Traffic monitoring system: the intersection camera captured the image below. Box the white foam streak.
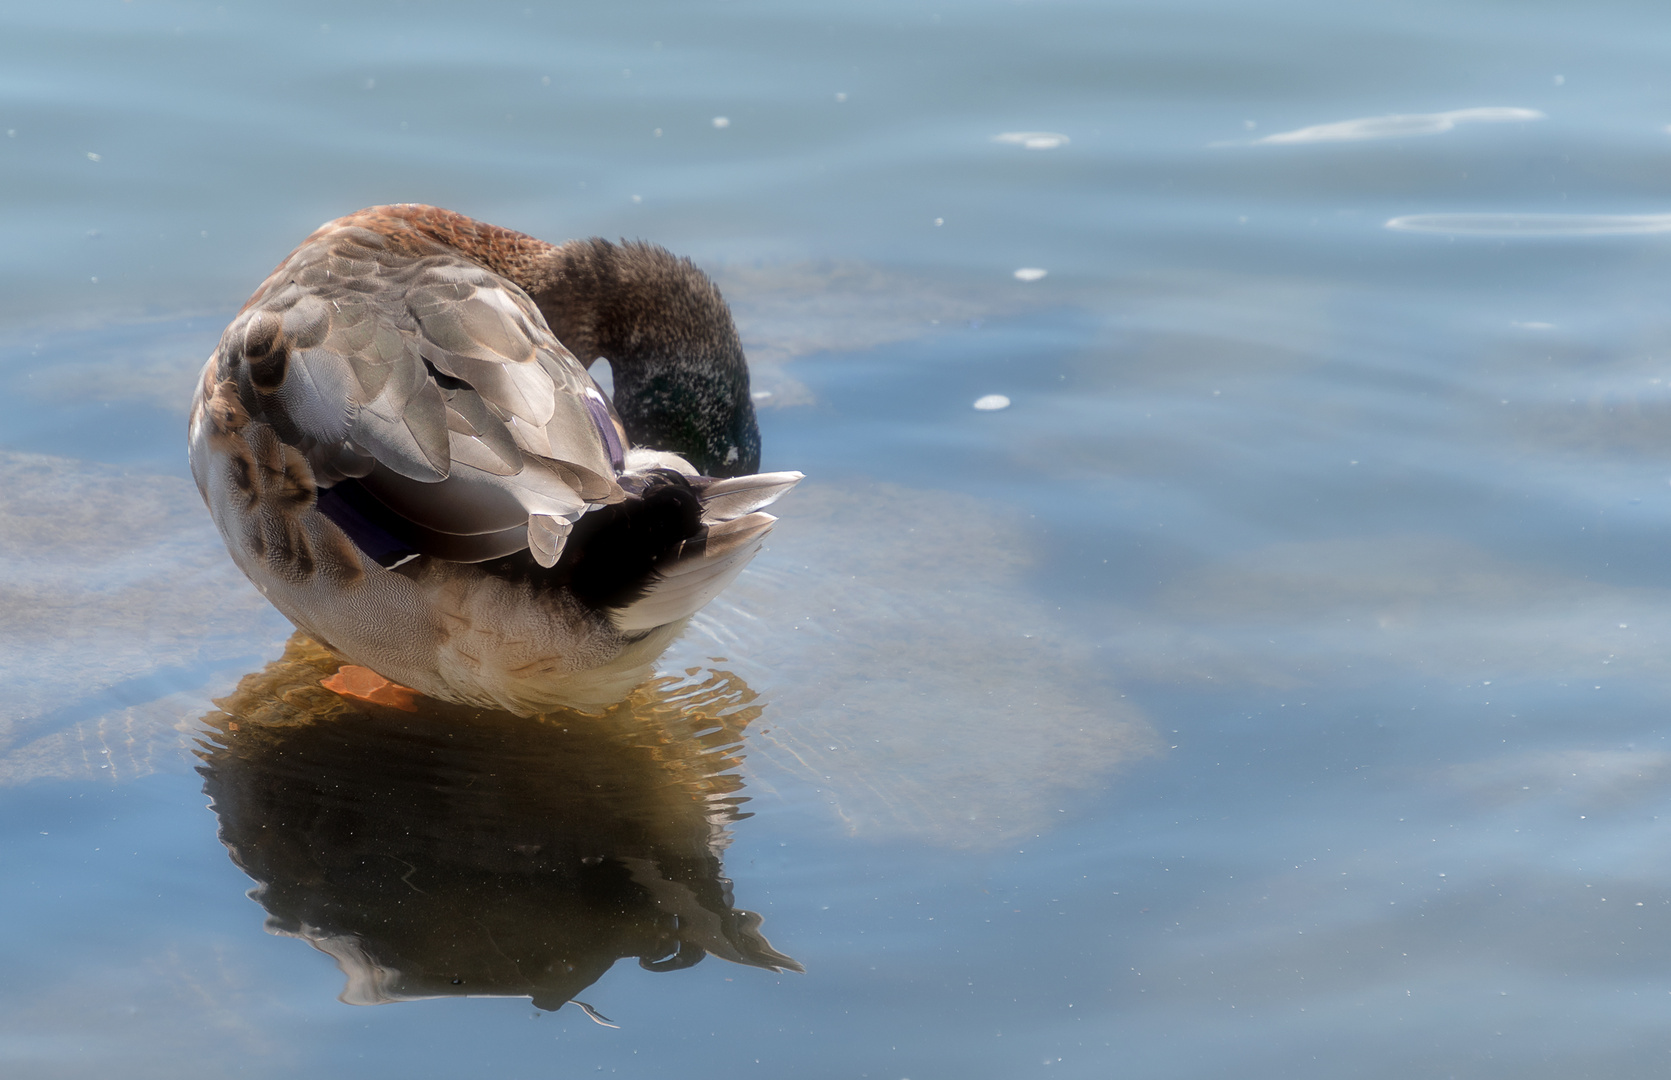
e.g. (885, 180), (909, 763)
(993, 131), (1069, 150)
(1386, 213), (1671, 236)
(1254, 107), (1543, 145)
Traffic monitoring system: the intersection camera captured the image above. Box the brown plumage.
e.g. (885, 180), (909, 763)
(189, 205), (800, 714)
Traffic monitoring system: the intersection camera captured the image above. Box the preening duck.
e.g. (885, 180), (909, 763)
(188, 204), (800, 714)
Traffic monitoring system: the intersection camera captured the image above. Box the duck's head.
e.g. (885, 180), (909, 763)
(530, 238), (761, 478)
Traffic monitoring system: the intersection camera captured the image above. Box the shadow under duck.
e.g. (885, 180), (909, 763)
(188, 204), (800, 715)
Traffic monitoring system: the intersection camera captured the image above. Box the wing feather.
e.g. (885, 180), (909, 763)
(355, 365), (451, 481)
(223, 223), (626, 564)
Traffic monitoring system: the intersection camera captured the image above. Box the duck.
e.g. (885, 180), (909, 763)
(188, 204), (801, 715)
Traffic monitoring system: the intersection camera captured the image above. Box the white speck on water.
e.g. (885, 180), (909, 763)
(1554, 74), (1566, 86)
(86, 152), (101, 162)
(933, 217), (944, 226)
(1512, 321), (1555, 329)
(835, 91), (847, 102)
(364, 77), (376, 90)
(973, 394), (1011, 411)
(652, 127), (662, 137)
(712, 116), (730, 128)
(1013, 267), (1047, 282)
(541, 75), (550, 86)
(631, 194), (642, 203)
(993, 131), (1069, 150)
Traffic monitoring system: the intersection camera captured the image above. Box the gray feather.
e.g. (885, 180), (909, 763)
(230, 224), (628, 556)
(527, 514), (571, 568)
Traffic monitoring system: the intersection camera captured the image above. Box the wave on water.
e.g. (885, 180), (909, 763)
(1234, 106), (1543, 146)
(1386, 212), (1671, 235)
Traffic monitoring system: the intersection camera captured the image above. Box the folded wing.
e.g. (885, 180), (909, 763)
(218, 223), (624, 568)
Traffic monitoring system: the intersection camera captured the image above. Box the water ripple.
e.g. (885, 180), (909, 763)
(1386, 212), (1671, 235)
(1249, 106), (1543, 145)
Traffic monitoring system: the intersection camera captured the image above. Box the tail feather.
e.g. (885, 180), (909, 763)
(695, 471), (803, 523)
(608, 512), (778, 632)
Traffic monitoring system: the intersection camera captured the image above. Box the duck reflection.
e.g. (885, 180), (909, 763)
(196, 633), (800, 1014)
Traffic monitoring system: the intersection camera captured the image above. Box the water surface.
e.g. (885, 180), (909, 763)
(5, 1), (1671, 1077)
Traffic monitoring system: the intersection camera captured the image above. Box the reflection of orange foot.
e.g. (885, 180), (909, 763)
(321, 666), (421, 712)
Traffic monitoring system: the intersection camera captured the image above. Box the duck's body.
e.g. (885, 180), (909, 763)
(188, 205), (799, 714)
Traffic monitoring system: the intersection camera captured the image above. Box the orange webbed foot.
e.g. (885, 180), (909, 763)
(321, 665), (421, 712)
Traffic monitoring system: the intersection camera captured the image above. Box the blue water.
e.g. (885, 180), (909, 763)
(6, 0), (1671, 1076)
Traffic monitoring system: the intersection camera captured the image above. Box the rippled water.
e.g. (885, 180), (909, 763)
(6, 1), (1671, 1076)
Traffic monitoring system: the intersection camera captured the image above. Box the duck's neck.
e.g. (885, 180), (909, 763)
(343, 205), (760, 478)
(527, 238), (760, 478)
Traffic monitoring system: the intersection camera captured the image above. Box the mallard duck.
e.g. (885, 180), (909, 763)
(188, 204), (800, 715)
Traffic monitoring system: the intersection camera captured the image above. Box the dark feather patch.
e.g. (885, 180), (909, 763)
(246, 344), (289, 389)
(227, 452), (255, 498)
(316, 481), (421, 568)
(477, 470), (703, 612)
